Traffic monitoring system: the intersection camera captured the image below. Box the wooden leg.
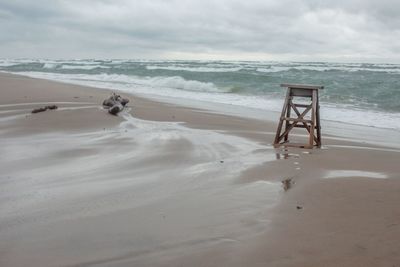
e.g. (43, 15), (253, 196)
(309, 90), (317, 147)
(315, 92), (321, 147)
(284, 97), (292, 142)
(274, 89), (290, 145)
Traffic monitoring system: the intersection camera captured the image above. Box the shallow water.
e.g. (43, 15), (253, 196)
(0, 108), (281, 266)
(324, 170), (387, 179)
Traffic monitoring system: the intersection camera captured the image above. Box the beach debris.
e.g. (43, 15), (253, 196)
(296, 205), (303, 210)
(103, 93), (130, 115)
(47, 105), (58, 110)
(282, 178), (294, 191)
(31, 105), (58, 114)
(31, 107), (47, 113)
(220, 160), (224, 163)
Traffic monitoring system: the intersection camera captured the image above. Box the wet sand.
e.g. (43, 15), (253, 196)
(1, 73), (400, 267)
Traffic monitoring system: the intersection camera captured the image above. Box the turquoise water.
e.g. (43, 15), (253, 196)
(1, 59), (400, 130)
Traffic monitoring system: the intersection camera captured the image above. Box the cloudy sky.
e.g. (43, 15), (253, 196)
(1, 0), (399, 62)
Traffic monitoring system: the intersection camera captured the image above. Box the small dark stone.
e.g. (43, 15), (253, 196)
(109, 104), (122, 115)
(46, 105), (58, 110)
(31, 107), (48, 113)
(120, 98), (129, 106)
(103, 98), (114, 108)
(220, 160), (224, 163)
(282, 178), (293, 191)
(296, 206), (303, 210)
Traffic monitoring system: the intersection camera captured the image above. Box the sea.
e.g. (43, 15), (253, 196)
(1, 59), (400, 131)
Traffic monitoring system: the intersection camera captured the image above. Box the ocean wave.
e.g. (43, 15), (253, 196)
(146, 65), (243, 73)
(77, 73), (222, 93)
(146, 76), (222, 92)
(10, 71), (400, 131)
(0, 61), (20, 67)
(43, 63), (61, 69)
(21, 72), (223, 94)
(3, 59), (400, 74)
(41, 62), (111, 70)
(256, 65), (400, 73)
(256, 67), (291, 73)
(60, 65), (110, 70)
(2, 58), (400, 130)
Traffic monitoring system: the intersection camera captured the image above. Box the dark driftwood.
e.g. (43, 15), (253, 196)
(31, 105), (58, 114)
(102, 93), (129, 115)
(46, 105), (58, 110)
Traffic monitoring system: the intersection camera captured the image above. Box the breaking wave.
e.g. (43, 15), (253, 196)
(1, 59), (400, 130)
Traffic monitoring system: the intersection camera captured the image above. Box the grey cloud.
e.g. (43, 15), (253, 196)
(0, 0), (399, 62)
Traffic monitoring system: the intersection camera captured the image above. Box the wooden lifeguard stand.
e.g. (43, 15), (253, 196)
(274, 83), (323, 149)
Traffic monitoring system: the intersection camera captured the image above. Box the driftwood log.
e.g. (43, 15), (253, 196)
(103, 93), (129, 115)
(31, 105), (58, 114)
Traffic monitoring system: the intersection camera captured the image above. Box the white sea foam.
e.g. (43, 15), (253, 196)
(43, 63), (60, 69)
(257, 67), (291, 73)
(2, 59), (400, 74)
(257, 65), (400, 73)
(321, 105), (400, 131)
(50, 72), (222, 93)
(324, 170), (387, 179)
(13, 71), (400, 131)
(60, 65), (110, 70)
(0, 60), (20, 67)
(146, 65), (243, 72)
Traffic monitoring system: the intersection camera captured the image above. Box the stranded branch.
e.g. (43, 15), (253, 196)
(31, 105), (58, 114)
(102, 93), (130, 115)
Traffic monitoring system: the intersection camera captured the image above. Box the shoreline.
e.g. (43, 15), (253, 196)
(1, 72), (400, 266)
(4, 70), (400, 149)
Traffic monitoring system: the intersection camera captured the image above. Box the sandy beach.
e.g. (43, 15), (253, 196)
(1, 72), (400, 267)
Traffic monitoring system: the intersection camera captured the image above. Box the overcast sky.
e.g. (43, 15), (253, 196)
(1, 0), (399, 62)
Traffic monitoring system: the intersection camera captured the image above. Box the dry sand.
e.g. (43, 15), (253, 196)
(1, 72), (400, 267)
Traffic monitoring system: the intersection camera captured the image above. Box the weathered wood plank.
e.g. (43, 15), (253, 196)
(282, 117), (313, 123)
(315, 90), (322, 147)
(274, 90), (291, 144)
(281, 83), (324, 90)
(309, 90), (317, 146)
(284, 97), (292, 142)
(294, 103), (311, 108)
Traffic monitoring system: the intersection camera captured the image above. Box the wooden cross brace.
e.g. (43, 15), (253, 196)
(274, 84), (322, 148)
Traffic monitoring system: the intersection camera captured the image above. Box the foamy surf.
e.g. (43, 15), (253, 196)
(1, 59), (400, 131)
